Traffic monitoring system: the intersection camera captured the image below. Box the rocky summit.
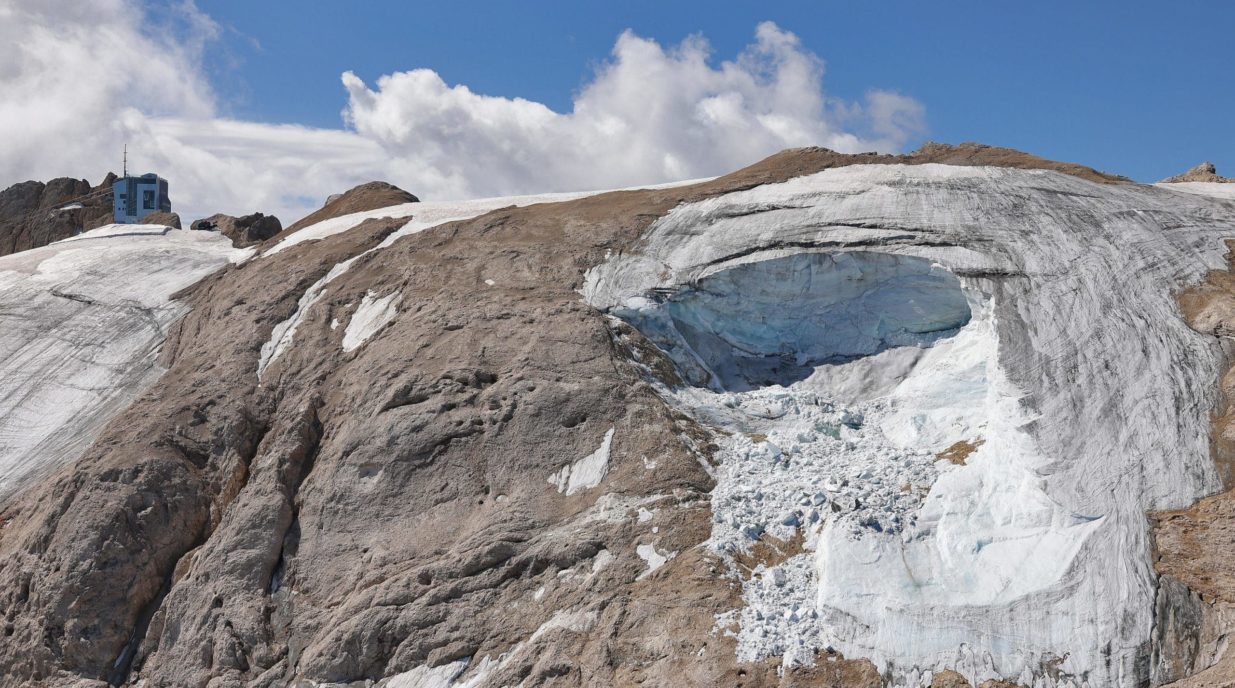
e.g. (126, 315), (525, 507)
(1, 144), (1235, 688)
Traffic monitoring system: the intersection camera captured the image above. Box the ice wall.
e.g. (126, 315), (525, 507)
(612, 251), (970, 391)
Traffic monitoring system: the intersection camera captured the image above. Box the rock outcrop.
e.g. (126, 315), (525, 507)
(0, 174), (114, 256)
(141, 211), (182, 229)
(192, 212), (283, 248)
(281, 180), (419, 236)
(1162, 162), (1233, 184)
(2, 143), (1235, 688)
(1150, 239), (1235, 687)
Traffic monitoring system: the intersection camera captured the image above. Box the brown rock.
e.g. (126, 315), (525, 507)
(1152, 239), (1235, 686)
(191, 212), (283, 248)
(0, 145), (1151, 687)
(280, 180), (419, 237)
(932, 670), (972, 688)
(0, 174), (115, 256)
(140, 211), (181, 229)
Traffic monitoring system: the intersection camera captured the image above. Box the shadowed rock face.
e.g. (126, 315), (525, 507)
(0, 174), (115, 256)
(3, 143), (1235, 688)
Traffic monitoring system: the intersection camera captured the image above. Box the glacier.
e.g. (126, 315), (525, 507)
(586, 163), (1235, 686)
(0, 225), (249, 503)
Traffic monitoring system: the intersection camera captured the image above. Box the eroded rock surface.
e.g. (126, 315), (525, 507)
(1151, 240), (1235, 687)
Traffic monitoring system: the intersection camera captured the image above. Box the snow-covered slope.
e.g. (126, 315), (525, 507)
(0, 225), (248, 502)
(587, 164), (1235, 686)
(1156, 181), (1235, 202)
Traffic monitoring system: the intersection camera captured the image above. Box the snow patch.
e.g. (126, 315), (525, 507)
(379, 658), (469, 688)
(636, 543), (674, 579)
(265, 202), (419, 256)
(1156, 181), (1235, 202)
(342, 289), (401, 352)
(549, 427), (614, 496)
(591, 549), (615, 574)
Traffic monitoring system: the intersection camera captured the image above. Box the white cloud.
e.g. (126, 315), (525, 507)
(0, 2), (925, 224)
(341, 21), (925, 199)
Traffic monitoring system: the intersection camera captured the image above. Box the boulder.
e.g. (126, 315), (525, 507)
(141, 211), (181, 229)
(191, 212), (283, 248)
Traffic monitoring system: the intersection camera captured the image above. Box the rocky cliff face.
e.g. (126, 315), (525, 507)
(0, 145), (1234, 688)
(0, 174), (115, 256)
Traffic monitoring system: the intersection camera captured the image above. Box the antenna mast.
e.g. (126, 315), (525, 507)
(123, 144), (127, 177)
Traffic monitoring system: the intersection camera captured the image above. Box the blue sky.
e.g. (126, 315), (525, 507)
(199, 0), (1235, 182)
(3, 1), (1233, 221)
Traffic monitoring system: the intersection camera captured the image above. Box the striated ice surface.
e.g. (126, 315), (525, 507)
(0, 226), (248, 503)
(1156, 181), (1235, 202)
(586, 164), (1235, 686)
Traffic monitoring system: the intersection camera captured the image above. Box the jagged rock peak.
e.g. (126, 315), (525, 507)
(0, 173), (116, 256)
(1161, 161), (1233, 183)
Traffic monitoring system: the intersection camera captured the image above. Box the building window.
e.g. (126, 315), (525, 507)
(143, 190), (155, 209)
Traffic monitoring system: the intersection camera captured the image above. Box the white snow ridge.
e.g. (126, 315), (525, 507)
(586, 163), (1235, 687)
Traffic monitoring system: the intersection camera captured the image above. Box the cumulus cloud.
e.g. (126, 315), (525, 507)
(0, 0), (212, 182)
(342, 22), (925, 198)
(0, 2), (925, 223)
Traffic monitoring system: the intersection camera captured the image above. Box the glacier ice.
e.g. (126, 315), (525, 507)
(611, 251), (971, 391)
(587, 163), (1235, 686)
(0, 226), (248, 503)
